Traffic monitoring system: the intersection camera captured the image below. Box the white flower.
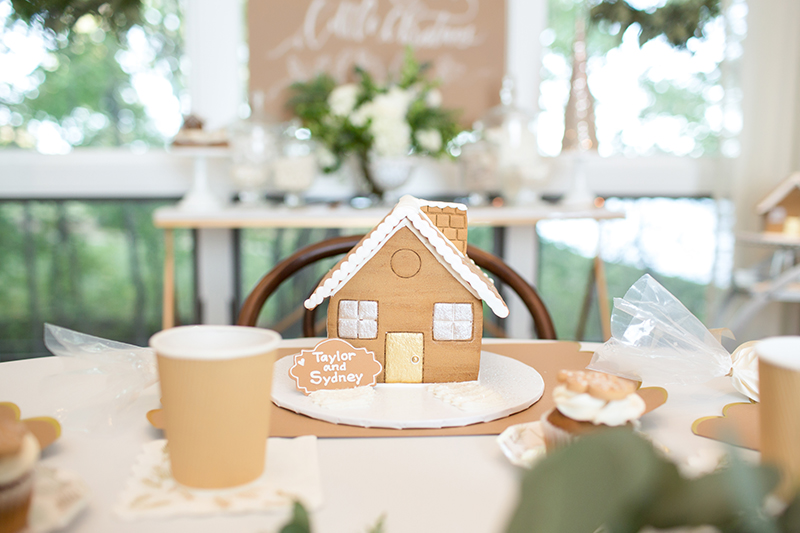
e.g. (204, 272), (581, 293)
(315, 146), (337, 169)
(425, 88), (442, 108)
(416, 129), (442, 152)
(349, 86), (414, 129)
(328, 84), (360, 117)
(371, 117), (411, 157)
(350, 102), (372, 127)
(370, 87), (413, 121)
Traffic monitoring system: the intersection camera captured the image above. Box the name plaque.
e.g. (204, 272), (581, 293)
(289, 338), (383, 394)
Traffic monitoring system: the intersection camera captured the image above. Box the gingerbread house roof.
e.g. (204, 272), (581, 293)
(304, 196), (509, 318)
(756, 171), (800, 215)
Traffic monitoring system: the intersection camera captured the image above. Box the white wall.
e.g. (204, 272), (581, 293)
(727, 0), (800, 339)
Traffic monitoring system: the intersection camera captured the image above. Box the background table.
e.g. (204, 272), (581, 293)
(153, 203), (624, 339)
(0, 338), (754, 533)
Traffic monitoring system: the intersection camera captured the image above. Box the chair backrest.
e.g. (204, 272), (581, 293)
(237, 234), (557, 339)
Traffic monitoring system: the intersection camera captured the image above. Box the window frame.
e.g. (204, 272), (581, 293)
(0, 0), (734, 334)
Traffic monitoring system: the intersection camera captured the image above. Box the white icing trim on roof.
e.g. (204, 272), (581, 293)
(304, 196), (508, 318)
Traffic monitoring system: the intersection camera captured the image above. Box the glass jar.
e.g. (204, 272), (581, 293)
(272, 121), (318, 207)
(474, 77), (547, 205)
(457, 131), (498, 205)
(229, 91), (278, 204)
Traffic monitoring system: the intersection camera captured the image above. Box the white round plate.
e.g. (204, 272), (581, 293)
(271, 351), (544, 429)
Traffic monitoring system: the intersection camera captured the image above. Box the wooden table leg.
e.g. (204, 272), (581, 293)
(594, 254), (612, 341)
(594, 218), (612, 341)
(162, 228), (175, 330)
(575, 262), (596, 341)
(575, 222), (612, 342)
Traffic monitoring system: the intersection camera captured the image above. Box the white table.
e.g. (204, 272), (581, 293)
(153, 203), (624, 339)
(0, 339), (752, 533)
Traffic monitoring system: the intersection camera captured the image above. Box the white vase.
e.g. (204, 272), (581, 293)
(367, 155), (416, 203)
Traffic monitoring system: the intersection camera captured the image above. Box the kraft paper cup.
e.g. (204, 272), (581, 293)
(757, 336), (800, 501)
(150, 325), (281, 489)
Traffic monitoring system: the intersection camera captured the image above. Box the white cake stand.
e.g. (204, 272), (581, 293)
(271, 351), (544, 429)
(170, 146), (230, 212)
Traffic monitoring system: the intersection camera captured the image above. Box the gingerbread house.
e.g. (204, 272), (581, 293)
(304, 196), (509, 383)
(756, 172), (800, 235)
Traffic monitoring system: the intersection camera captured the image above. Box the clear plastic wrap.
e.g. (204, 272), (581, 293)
(588, 275), (758, 399)
(42, 323), (158, 431)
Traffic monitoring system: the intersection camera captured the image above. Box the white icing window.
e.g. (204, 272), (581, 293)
(432, 303), (473, 341)
(338, 300), (378, 339)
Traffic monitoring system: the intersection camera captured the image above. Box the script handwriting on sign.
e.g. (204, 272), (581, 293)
(289, 338), (383, 395)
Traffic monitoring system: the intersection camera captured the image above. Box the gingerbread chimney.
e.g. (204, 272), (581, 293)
(420, 204), (468, 254)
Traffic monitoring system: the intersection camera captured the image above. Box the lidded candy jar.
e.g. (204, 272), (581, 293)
(272, 120), (318, 207)
(474, 77), (547, 205)
(230, 91), (278, 204)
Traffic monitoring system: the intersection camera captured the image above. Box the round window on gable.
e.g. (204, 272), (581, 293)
(391, 249), (421, 278)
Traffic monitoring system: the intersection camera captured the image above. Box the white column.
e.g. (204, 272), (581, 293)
(503, 226), (538, 338)
(196, 229), (236, 325)
(502, 0), (547, 338)
(184, 1), (244, 325)
(507, 0), (546, 112)
(184, 0), (244, 130)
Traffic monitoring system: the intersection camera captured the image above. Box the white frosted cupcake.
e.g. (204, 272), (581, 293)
(541, 370), (646, 452)
(0, 418), (40, 533)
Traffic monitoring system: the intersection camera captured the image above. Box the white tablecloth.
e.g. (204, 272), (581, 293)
(0, 339), (754, 533)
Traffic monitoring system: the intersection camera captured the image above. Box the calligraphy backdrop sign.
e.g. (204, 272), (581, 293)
(249, 0), (506, 126)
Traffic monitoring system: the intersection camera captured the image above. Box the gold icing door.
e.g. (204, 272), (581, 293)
(384, 333), (423, 383)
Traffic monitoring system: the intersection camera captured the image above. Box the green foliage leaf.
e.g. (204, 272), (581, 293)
(506, 429), (671, 533)
(777, 493), (800, 532)
(10, 0), (144, 37)
(644, 456), (779, 531)
(505, 429), (783, 533)
(3, 0), (182, 149)
(397, 46), (431, 89)
(367, 513), (387, 533)
(355, 67), (380, 105)
(280, 501), (312, 533)
(589, 0), (721, 49)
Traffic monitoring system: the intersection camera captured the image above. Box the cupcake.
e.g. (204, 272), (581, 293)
(540, 370), (646, 452)
(0, 418), (40, 533)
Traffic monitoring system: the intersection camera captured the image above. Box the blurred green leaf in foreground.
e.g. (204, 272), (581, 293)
(505, 429), (785, 533)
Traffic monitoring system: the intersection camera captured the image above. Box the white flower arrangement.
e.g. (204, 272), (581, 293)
(288, 49), (460, 197)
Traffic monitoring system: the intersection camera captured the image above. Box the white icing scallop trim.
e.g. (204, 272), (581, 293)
(304, 195), (509, 318)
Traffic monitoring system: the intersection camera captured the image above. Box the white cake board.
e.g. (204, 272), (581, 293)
(271, 351), (544, 429)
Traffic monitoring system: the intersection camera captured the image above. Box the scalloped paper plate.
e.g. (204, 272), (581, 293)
(692, 401), (759, 451)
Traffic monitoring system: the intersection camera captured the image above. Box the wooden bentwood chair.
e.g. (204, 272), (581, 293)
(237, 234), (557, 340)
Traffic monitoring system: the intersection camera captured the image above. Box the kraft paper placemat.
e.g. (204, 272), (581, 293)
(269, 341), (666, 438)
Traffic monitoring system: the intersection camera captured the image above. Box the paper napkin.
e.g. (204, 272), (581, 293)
(115, 436), (322, 520)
